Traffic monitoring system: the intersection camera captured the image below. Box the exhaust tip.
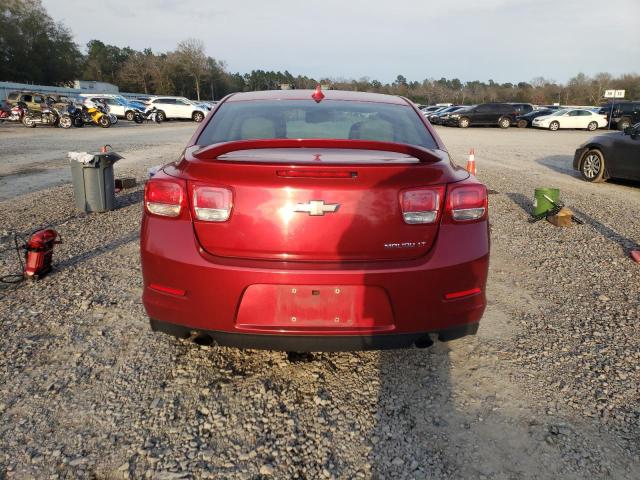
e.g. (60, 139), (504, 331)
(192, 334), (213, 346)
(414, 336), (434, 349)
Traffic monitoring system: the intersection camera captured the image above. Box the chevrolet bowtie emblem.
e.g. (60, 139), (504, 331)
(294, 200), (339, 216)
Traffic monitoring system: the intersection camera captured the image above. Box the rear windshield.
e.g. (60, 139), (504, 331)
(197, 99), (438, 149)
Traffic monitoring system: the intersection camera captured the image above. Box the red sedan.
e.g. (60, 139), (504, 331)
(140, 88), (489, 351)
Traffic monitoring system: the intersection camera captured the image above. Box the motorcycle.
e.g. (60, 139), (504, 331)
(142, 106), (163, 123)
(1, 102), (28, 124)
(22, 100), (61, 128)
(81, 103), (111, 128)
(9, 102), (28, 122)
(59, 103), (85, 128)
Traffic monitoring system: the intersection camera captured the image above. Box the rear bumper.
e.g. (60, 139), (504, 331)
(150, 318), (479, 351)
(141, 214), (489, 350)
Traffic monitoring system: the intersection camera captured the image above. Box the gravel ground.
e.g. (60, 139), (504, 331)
(0, 124), (638, 479)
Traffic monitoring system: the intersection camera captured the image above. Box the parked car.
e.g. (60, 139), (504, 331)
(573, 122), (640, 182)
(444, 103), (516, 128)
(420, 105), (446, 114)
(145, 96), (209, 122)
(80, 94), (144, 121)
(515, 108), (555, 128)
(508, 103), (535, 115)
(428, 106), (464, 125)
(6, 91), (50, 112)
(532, 108), (607, 131)
(598, 101), (640, 131)
(140, 89), (490, 351)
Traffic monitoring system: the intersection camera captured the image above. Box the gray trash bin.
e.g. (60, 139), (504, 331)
(70, 152), (123, 213)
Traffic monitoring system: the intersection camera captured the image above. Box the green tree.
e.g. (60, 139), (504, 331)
(0, 0), (82, 84)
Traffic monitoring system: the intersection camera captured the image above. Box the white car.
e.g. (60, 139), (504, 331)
(532, 108), (607, 131)
(145, 96), (209, 122)
(79, 94), (143, 121)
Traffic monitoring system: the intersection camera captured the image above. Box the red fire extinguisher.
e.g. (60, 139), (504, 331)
(23, 229), (62, 279)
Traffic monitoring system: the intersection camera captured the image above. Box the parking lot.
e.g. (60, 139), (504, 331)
(1, 124), (639, 479)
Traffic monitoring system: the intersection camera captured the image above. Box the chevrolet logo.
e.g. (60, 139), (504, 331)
(294, 200), (339, 216)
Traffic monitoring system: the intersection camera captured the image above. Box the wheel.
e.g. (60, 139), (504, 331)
(517, 119), (528, 128)
(156, 110), (166, 122)
(98, 116), (111, 128)
(125, 111), (135, 121)
(59, 115), (72, 129)
(587, 121), (598, 131)
(549, 121), (560, 131)
(192, 111), (205, 123)
(580, 150), (606, 183)
(499, 117), (510, 129)
(110, 114), (118, 124)
(617, 118), (631, 131)
(73, 117), (84, 128)
(22, 115), (36, 128)
(458, 117), (470, 128)
(134, 114), (143, 124)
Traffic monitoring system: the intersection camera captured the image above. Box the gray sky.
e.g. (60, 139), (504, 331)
(43, 0), (639, 84)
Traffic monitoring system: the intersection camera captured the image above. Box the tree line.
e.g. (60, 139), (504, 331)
(2, 0), (638, 105)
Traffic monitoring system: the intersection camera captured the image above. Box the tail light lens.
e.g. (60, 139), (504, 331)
(192, 186), (232, 222)
(400, 186), (445, 224)
(145, 180), (185, 217)
(447, 184), (487, 222)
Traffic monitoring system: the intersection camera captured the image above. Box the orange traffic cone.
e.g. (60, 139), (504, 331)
(466, 148), (476, 175)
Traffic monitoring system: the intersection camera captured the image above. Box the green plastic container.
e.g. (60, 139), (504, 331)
(533, 187), (560, 216)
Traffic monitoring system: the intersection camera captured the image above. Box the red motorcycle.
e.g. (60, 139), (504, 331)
(0, 102), (27, 123)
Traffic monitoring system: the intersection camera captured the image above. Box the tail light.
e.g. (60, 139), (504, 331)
(400, 186), (445, 224)
(145, 180), (185, 217)
(447, 184), (487, 222)
(192, 186), (233, 222)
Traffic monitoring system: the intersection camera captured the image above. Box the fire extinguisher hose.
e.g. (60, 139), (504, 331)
(0, 234), (26, 285)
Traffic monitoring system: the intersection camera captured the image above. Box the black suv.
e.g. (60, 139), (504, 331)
(444, 103), (517, 128)
(598, 101), (640, 130)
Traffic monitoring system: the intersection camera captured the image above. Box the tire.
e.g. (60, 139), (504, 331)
(549, 121), (560, 131)
(156, 110), (166, 122)
(458, 117), (470, 128)
(617, 118), (631, 131)
(22, 115), (36, 128)
(517, 119), (528, 128)
(125, 111), (135, 121)
(192, 111), (205, 123)
(73, 117), (84, 128)
(110, 114), (118, 124)
(134, 114), (143, 124)
(98, 116), (111, 128)
(580, 149), (606, 183)
(59, 115), (72, 129)
(499, 117), (510, 129)
(587, 121), (598, 131)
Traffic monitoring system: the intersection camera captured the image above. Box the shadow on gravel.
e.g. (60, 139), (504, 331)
(115, 188), (144, 209)
(571, 207), (640, 254)
(535, 155), (581, 179)
(505, 192), (533, 216)
(56, 231), (139, 270)
(374, 345), (456, 477)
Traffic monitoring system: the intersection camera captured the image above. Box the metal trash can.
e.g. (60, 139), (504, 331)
(70, 152), (123, 213)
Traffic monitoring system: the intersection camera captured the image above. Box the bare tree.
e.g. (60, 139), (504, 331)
(175, 38), (208, 101)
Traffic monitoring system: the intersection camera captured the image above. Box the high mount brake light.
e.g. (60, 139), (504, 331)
(312, 85), (325, 103)
(192, 185), (233, 222)
(145, 180), (185, 217)
(447, 184), (487, 222)
(400, 186), (445, 224)
(276, 170), (356, 179)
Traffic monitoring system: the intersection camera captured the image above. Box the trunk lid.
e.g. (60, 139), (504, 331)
(167, 144), (468, 262)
